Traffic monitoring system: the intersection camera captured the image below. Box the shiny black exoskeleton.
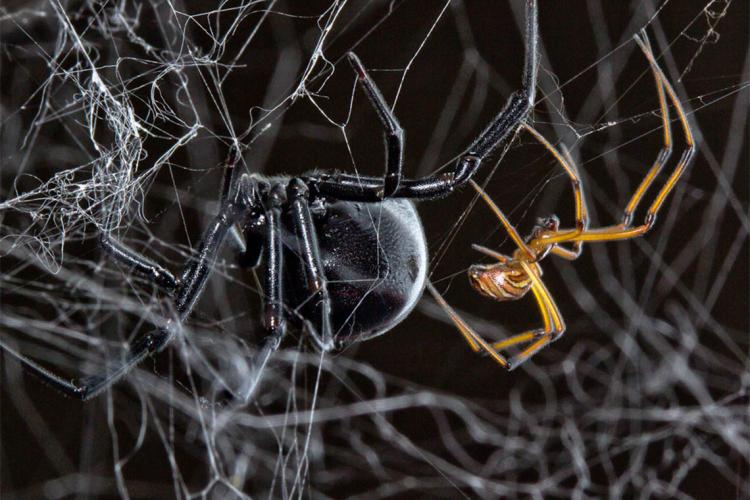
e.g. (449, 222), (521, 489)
(9, 0), (539, 400)
(283, 197), (427, 346)
(235, 176), (427, 354)
(238, 177), (427, 350)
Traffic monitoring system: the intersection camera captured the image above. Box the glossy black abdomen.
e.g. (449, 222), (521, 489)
(284, 199), (427, 346)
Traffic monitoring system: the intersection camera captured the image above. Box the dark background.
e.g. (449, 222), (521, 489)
(1, 1), (748, 498)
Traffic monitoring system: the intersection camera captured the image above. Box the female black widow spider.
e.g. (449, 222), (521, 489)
(3, 0), (539, 400)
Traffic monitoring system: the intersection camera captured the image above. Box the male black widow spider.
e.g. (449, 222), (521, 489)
(3, 0), (539, 400)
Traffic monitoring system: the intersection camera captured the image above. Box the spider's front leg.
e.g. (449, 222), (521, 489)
(347, 52), (404, 198)
(312, 0), (539, 202)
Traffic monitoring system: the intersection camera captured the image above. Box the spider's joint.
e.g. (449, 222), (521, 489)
(155, 272), (178, 292)
(451, 155), (481, 187)
(287, 177), (310, 199)
(550, 329), (565, 342)
(346, 52), (367, 79)
(621, 211), (634, 226)
(263, 311), (286, 333)
(266, 184), (286, 206)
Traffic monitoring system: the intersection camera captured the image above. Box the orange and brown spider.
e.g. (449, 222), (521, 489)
(428, 32), (695, 370)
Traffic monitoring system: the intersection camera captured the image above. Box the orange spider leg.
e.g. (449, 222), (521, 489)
(530, 142), (588, 260)
(492, 261), (565, 369)
(550, 244), (582, 260)
(467, 181), (567, 367)
(468, 179), (535, 260)
(471, 244), (509, 263)
(426, 282), (511, 368)
(470, 175), (583, 260)
(561, 32), (695, 243)
(491, 281), (549, 350)
(632, 33), (695, 221)
(553, 144), (586, 258)
(621, 34), (672, 226)
(521, 124), (589, 251)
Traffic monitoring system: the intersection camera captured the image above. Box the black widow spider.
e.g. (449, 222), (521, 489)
(3, 0), (539, 400)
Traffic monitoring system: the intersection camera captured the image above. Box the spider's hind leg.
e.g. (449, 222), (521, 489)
(0, 328), (174, 400)
(426, 282), (511, 369)
(518, 125), (589, 252)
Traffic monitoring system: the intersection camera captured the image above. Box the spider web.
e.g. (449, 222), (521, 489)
(0, 0), (747, 498)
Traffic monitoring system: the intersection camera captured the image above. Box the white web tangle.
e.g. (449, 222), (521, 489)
(0, 1), (747, 498)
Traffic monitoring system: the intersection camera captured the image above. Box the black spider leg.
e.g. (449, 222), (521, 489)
(286, 178), (335, 351)
(100, 139), (244, 291)
(309, 0), (538, 201)
(4, 176), (254, 400)
(221, 141), (251, 256)
(237, 184), (287, 402)
(347, 52), (404, 198)
(217, 145), (265, 268)
(100, 234), (178, 291)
